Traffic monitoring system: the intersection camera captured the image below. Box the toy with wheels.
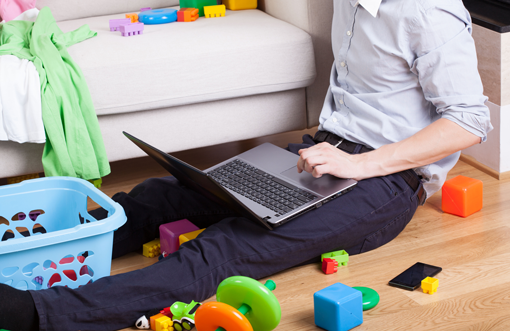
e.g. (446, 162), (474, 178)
(171, 300), (201, 331)
(194, 276), (281, 331)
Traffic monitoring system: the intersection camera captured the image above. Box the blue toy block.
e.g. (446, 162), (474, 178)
(314, 283), (363, 331)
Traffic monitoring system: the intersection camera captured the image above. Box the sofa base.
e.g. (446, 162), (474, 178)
(0, 89), (307, 179)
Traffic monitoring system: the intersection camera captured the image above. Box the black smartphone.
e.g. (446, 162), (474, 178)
(388, 262), (442, 291)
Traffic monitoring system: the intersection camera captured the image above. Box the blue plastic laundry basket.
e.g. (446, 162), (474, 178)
(0, 177), (126, 290)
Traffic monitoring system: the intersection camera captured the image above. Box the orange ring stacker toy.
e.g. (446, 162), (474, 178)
(194, 276), (281, 331)
(194, 302), (253, 331)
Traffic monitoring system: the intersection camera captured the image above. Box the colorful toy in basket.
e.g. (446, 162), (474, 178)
(0, 177), (126, 291)
(194, 276), (281, 331)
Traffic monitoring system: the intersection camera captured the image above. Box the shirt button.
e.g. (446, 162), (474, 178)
(339, 100), (344, 105)
(340, 61), (346, 67)
(332, 118), (338, 123)
(347, 31), (352, 36)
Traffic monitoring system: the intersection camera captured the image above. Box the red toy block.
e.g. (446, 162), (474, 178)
(322, 258), (338, 275)
(442, 175), (483, 218)
(178, 8), (199, 22)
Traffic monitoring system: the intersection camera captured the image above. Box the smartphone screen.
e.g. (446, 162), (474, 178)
(388, 262), (442, 291)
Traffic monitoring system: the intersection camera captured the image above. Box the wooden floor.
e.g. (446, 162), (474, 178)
(96, 128), (510, 331)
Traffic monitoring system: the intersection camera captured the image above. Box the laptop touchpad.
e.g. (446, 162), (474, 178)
(280, 166), (351, 197)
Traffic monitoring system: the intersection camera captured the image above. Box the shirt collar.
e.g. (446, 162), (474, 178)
(349, 0), (382, 18)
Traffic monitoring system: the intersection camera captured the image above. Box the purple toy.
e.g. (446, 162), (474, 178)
(119, 22), (145, 37)
(159, 219), (199, 257)
(109, 18), (131, 31)
(140, 7), (152, 12)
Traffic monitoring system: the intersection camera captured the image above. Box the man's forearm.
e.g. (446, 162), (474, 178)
(354, 118), (481, 180)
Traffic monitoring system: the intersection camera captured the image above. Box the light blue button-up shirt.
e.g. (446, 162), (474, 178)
(319, 0), (493, 198)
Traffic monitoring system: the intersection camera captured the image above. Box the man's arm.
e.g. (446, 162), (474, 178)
(297, 118), (480, 181)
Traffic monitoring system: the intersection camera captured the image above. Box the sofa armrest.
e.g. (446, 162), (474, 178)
(259, 0), (334, 128)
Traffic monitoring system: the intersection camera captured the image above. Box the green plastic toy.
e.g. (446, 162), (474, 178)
(353, 286), (380, 311)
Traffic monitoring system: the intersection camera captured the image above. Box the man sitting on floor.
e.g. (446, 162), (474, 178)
(0, 0), (492, 330)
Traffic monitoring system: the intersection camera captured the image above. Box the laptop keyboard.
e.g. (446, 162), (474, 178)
(209, 159), (317, 216)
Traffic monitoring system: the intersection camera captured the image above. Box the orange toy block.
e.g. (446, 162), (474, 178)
(442, 175), (483, 218)
(150, 313), (166, 330)
(126, 13), (139, 23)
(177, 8), (199, 22)
(222, 0), (257, 10)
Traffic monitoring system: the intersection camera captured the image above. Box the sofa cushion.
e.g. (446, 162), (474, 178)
(56, 8), (316, 116)
(36, 0), (180, 22)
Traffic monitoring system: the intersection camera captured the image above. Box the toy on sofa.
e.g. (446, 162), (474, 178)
(139, 8), (178, 24)
(119, 22), (145, 37)
(109, 18), (131, 31)
(179, 0), (217, 17)
(203, 4), (226, 18)
(194, 276), (281, 331)
(222, 0), (257, 11)
(177, 8), (199, 22)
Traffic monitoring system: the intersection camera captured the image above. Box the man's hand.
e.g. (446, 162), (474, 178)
(297, 142), (363, 180)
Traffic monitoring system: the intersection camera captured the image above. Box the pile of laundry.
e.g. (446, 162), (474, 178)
(0, 1), (110, 180)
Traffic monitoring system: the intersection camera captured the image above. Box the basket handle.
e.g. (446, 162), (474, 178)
(80, 179), (123, 222)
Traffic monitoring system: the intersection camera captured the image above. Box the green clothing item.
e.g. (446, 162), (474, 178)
(0, 7), (110, 180)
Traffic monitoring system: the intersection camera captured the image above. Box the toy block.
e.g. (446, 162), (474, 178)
(322, 258), (339, 275)
(179, 228), (206, 246)
(155, 315), (173, 331)
(160, 219), (200, 256)
(321, 249), (349, 266)
(150, 313), (166, 330)
(126, 13), (139, 23)
(421, 277), (439, 295)
(119, 23), (144, 37)
(442, 175), (483, 218)
(314, 283), (363, 331)
(222, 0), (257, 10)
(109, 18), (131, 31)
(177, 8), (199, 22)
(140, 7), (152, 12)
(180, 0), (217, 16)
(143, 238), (161, 258)
(204, 4), (226, 18)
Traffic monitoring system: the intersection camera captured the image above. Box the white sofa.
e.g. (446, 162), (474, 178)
(0, 0), (334, 179)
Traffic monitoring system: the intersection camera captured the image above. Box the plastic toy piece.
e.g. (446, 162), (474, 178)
(155, 315), (173, 331)
(170, 300), (201, 330)
(143, 238), (161, 258)
(88, 178), (102, 188)
(203, 4), (226, 18)
(139, 8), (178, 24)
(442, 175), (483, 218)
(178, 228), (206, 246)
(322, 258), (338, 275)
(421, 277), (439, 295)
(6, 172), (40, 184)
(150, 313), (166, 330)
(126, 13), (139, 23)
(314, 283), (363, 331)
(140, 7), (152, 12)
(352, 287), (380, 311)
(179, 0), (218, 17)
(119, 23), (144, 37)
(222, 0), (257, 11)
(160, 219), (200, 256)
(110, 18), (132, 31)
(177, 8), (199, 22)
(195, 276), (281, 331)
(321, 249), (349, 266)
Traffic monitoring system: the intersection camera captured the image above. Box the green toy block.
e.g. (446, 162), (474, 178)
(179, 0), (218, 16)
(321, 250), (349, 266)
(88, 178), (102, 189)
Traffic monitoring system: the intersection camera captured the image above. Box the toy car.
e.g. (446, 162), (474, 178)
(170, 300), (201, 331)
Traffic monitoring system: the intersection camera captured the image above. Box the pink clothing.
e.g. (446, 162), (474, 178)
(0, 0), (36, 22)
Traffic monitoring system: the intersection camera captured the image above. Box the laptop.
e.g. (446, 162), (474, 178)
(124, 132), (357, 229)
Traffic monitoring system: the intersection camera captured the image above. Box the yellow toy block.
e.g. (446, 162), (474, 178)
(150, 313), (165, 330)
(179, 228), (206, 246)
(421, 277), (439, 294)
(126, 13), (139, 23)
(222, 0), (257, 10)
(204, 4), (226, 18)
(143, 238), (161, 258)
(155, 315), (174, 331)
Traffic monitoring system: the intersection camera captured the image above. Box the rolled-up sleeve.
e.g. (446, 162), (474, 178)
(407, 1), (493, 142)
